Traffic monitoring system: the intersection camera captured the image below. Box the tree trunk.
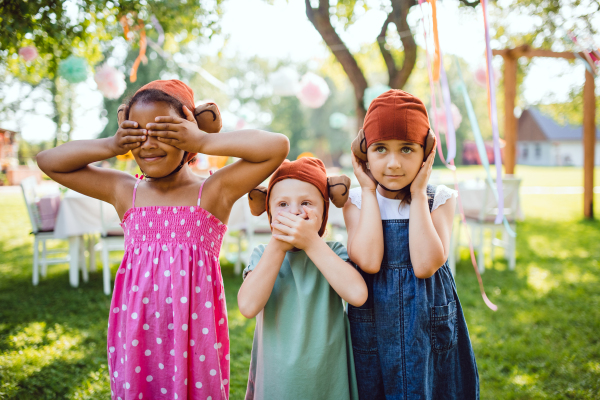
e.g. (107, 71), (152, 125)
(51, 78), (61, 148)
(305, 0), (368, 128)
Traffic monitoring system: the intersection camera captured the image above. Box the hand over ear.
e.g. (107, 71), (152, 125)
(248, 186), (267, 216)
(194, 103), (222, 133)
(327, 175), (351, 208)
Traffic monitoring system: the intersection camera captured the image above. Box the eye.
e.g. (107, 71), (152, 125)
(278, 202), (288, 207)
(375, 146), (387, 154)
(301, 201), (311, 206)
(401, 147), (413, 154)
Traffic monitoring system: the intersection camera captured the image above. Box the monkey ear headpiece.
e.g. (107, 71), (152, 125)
(247, 158), (351, 237)
(117, 79), (223, 179)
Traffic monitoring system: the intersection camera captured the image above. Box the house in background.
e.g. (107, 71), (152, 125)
(517, 108), (600, 167)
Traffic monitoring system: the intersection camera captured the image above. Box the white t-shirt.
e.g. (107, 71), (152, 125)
(348, 185), (457, 220)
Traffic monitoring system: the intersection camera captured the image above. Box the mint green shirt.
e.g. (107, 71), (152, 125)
(243, 241), (359, 400)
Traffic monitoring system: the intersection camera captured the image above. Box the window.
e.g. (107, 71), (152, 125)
(535, 144), (541, 158)
(522, 146), (529, 159)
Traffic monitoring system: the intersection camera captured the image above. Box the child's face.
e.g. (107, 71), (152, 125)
(269, 178), (324, 228)
(367, 139), (424, 190)
(129, 101), (186, 177)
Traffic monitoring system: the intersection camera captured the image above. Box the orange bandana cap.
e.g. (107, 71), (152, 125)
(363, 89), (431, 148)
(266, 158), (330, 237)
(134, 79), (197, 162)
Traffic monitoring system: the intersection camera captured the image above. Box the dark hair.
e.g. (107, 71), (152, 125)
(125, 89), (196, 164)
(125, 89), (186, 120)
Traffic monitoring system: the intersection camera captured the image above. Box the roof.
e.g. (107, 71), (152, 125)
(525, 108), (600, 141)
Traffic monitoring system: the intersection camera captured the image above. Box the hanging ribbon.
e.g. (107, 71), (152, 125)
(480, 0), (505, 225)
(120, 16), (147, 83)
(420, 0), (497, 310)
(150, 15), (165, 47)
(454, 57), (516, 238)
(439, 52), (457, 163)
(428, 0), (441, 81)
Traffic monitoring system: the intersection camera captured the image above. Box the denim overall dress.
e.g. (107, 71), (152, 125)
(348, 185), (479, 400)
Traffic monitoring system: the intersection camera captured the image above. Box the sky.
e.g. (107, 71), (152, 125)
(3, 0), (597, 143)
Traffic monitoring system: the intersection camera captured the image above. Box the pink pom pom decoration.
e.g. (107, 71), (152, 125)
(296, 72), (330, 109)
(19, 46), (38, 62)
(431, 103), (463, 134)
(94, 64), (127, 99)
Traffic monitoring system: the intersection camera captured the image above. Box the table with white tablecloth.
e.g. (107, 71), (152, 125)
(54, 190), (121, 287)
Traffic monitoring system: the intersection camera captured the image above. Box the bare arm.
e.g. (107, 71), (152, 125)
(407, 148), (455, 278)
(343, 155), (384, 273)
(237, 237), (289, 319)
(409, 193), (455, 278)
(36, 122), (145, 207)
(272, 208), (368, 306)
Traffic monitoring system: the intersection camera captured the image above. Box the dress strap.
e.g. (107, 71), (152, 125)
(197, 179), (205, 207)
(132, 176), (143, 208)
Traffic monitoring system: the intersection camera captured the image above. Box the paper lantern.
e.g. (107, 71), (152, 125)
(59, 55), (88, 84)
(296, 72), (330, 109)
(94, 63), (127, 99)
(474, 65), (500, 88)
(19, 46), (38, 62)
(329, 112), (348, 129)
(431, 104), (462, 134)
(269, 67), (299, 96)
(363, 85), (391, 110)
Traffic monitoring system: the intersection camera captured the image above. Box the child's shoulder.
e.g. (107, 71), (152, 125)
(347, 187), (362, 209)
(325, 241), (348, 259)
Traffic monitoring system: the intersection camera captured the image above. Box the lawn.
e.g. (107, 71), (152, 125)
(1, 166), (599, 399)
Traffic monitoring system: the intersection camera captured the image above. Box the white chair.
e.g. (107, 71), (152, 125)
(225, 194), (272, 275)
(451, 177), (521, 273)
(96, 200), (124, 295)
(20, 177), (74, 285)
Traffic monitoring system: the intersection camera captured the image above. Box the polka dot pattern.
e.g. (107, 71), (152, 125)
(107, 197), (229, 400)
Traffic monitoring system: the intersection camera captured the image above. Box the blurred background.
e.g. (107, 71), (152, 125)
(0, 0), (599, 399)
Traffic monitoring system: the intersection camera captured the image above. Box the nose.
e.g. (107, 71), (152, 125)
(290, 203), (303, 216)
(140, 135), (158, 149)
(387, 152), (401, 169)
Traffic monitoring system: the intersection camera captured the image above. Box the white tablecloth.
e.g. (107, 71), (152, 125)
(54, 191), (121, 239)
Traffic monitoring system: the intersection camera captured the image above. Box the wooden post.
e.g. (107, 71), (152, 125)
(583, 69), (596, 219)
(504, 55), (518, 175)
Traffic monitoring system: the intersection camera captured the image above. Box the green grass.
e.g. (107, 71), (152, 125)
(1, 166), (599, 399)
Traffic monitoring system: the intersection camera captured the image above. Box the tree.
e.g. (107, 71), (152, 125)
(0, 0), (223, 145)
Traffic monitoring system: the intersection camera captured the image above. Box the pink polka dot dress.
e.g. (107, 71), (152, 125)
(107, 178), (230, 400)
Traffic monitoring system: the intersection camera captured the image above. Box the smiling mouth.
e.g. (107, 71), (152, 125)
(140, 155), (165, 162)
(384, 175), (405, 178)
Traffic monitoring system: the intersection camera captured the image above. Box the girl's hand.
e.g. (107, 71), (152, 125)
(411, 147), (436, 196)
(110, 120), (147, 156)
(271, 207), (321, 250)
(146, 106), (207, 153)
(351, 154), (377, 191)
(269, 226), (295, 252)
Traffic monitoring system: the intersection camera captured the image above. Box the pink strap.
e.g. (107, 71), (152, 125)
(197, 180), (205, 207)
(132, 177), (142, 208)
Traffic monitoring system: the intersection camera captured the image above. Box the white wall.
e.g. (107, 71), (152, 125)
(518, 141), (600, 166)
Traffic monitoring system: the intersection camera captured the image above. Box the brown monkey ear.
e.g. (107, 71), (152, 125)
(248, 186), (268, 216)
(117, 104), (128, 126)
(194, 102), (222, 133)
(424, 129), (436, 161)
(351, 129), (368, 162)
(328, 175), (351, 208)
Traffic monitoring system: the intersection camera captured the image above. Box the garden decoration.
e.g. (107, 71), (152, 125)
(296, 152), (316, 160)
(58, 55), (88, 84)
(363, 85), (392, 110)
(119, 16), (147, 83)
(94, 63), (127, 99)
(474, 64), (499, 88)
(18, 46), (38, 62)
(439, 52), (457, 162)
(296, 72), (330, 108)
(329, 112), (348, 129)
(269, 67), (300, 96)
(430, 103), (462, 134)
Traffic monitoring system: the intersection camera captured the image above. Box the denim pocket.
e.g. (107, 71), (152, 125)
(431, 300), (458, 353)
(348, 305), (378, 354)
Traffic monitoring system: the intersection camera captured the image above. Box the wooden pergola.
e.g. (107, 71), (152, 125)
(492, 44), (597, 219)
